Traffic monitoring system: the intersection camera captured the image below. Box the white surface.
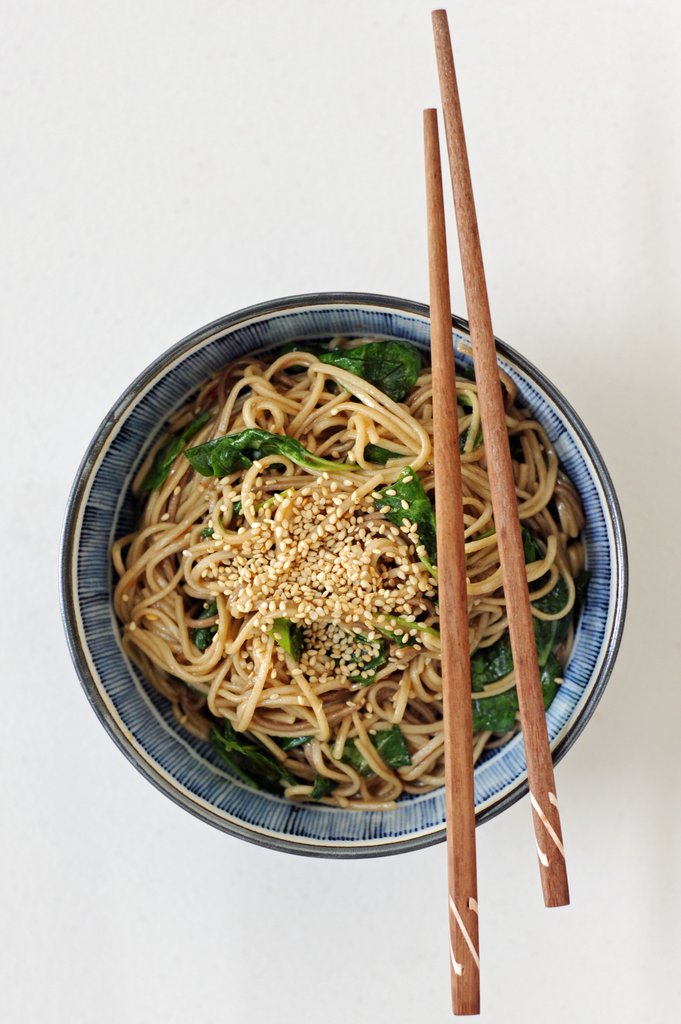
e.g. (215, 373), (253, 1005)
(2, 1), (679, 1021)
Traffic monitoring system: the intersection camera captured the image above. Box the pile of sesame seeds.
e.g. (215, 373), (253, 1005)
(196, 473), (436, 668)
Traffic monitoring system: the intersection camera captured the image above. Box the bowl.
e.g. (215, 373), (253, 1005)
(60, 292), (627, 857)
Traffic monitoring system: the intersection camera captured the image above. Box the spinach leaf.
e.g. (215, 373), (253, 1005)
(277, 735), (313, 751)
(533, 574), (570, 616)
(471, 654), (561, 733)
(337, 633), (388, 685)
(470, 634), (513, 692)
(189, 599), (218, 651)
(364, 443), (404, 465)
(210, 719), (296, 793)
(318, 340), (422, 402)
(185, 428), (356, 478)
(372, 726), (411, 768)
(377, 468), (437, 565)
(521, 524), (542, 564)
(310, 774), (336, 800)
(339, 738), (374, 776)
(337, 726), (411, 775)
(270, 618), (305, 661)
(470, 606), (570, 688)
(142, 410), (212, 492)
(375, 614), (439, 648)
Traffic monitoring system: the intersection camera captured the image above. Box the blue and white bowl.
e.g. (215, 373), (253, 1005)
(60, 293), (627, 857)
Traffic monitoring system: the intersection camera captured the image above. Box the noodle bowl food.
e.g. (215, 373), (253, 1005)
(113, 336), (588, 811)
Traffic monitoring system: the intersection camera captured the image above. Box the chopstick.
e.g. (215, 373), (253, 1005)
(424, 107), (480, 1016)
(431, 8), (570, 909)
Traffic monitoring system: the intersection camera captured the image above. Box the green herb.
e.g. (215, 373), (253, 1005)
(210, 719), (296, 793)
(317, 340), (422, 402)
(277, 735), (313, 751)
(364, 443), (404, 465)
(142, 410), (212, 492)
(189, 599), (218, 651)
(471, 654), (561, 733)
(372, 726), (412, 768)
(185, 427), (357, 478)
(309, 774), (336, 800)
(200, 526), (214, 538)
(377, 467), (437, 565)
(270, 618), (305, 661)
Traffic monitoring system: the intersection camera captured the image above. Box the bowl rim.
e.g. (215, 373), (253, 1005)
(59, 291), (628, 858)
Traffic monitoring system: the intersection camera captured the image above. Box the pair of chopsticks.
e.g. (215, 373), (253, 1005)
(426, 10), (569, 1016)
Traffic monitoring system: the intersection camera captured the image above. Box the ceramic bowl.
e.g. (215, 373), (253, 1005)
(60, 293), (627, 857)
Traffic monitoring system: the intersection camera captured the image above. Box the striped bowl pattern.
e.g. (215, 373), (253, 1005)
(60, 294), (627, 857)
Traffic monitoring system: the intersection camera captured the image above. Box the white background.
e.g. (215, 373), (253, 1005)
(2, 2), (680, 1021)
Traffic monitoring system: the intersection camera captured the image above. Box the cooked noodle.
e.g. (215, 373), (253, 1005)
(113, 338), (585, 810)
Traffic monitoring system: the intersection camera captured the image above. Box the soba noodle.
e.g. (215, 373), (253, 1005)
(113, 338), (585, 810)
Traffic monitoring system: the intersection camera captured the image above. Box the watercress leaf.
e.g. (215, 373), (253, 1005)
(270, 618), (305, 661)
(310, 774), (336, 800)
(189, 599), (218, 651)
(372, 726), (411, 768)
(318, 340), (422, 402)
(141, 410), (213, 492)
(185, 428), (357, 478)
(377, 468), (437, 564)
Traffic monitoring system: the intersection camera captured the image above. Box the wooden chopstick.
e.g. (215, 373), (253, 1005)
(432, 8), (569, 909)
(424, 107), (481, 1016)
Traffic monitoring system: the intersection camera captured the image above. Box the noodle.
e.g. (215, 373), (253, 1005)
(113, 338), (585, 809)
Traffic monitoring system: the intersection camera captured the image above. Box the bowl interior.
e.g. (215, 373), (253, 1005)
(62, 295), (626, 856)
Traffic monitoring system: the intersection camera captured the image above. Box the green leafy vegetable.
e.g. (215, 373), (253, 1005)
(185, 428), (356, 478)
(142, 410), (212, 492)
(372, 726), (412, 768)
(210, 719), (296, 793)
(375, 614), (439, 648)
(456, 395), (483, 452)
(339, 738), (373, 776)
(317, 340), (422, 402)
(470, 633), (513, 692)
(364, 443), (404, 465)
(377, 467), (437, 565)
(200, 526), (214, 539)
(189, 599), (218, 651)
(521, 524), (542, 564)
(337, 726), (411, 775)
(277, 735), (313, 751)
(471, 654), (561, 733)
(270, 618), (305, 661)
(335, 632), (388, 685)
(310, 774), (336, 800)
